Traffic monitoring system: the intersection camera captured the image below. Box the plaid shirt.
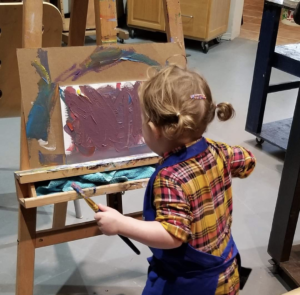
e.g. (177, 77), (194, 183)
(153, 138), (256, 295)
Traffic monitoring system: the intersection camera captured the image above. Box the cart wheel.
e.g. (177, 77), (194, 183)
(256, 138), (265, 145)
(215, 36), (222, 44)
(129, 29), (136, 39)
(201, 42), (209, 54)
(119, 38), (124, 44)
(268, 259), (279, 274)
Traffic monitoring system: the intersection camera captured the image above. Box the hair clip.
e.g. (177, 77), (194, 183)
(190, 94), (206, 100)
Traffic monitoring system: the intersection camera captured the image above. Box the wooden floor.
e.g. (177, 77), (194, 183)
(240, 0), (300, 45)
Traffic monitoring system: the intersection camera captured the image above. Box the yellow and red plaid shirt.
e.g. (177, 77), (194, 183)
(153, 138), (256, 295)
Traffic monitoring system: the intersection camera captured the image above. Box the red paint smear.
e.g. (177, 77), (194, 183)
(63, 82), (144, 157)
(66, 121), (74, 131)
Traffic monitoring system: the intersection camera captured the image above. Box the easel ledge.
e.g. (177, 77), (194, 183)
(15, 153), (160, 184)
(18, 178), (150, 209)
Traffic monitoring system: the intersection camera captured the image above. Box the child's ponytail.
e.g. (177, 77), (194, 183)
(215, 102), (235, 121)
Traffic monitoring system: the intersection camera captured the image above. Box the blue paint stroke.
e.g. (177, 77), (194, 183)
(26, 49), (58, 141)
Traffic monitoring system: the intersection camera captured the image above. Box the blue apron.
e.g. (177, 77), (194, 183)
(142, 138), (239, 295)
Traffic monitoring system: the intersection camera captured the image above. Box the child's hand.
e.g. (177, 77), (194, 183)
(94, 204), (125, 236)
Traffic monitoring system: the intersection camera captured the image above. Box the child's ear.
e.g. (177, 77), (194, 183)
(148, 121), (161, 140)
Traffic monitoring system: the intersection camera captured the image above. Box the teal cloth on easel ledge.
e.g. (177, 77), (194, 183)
(36, 166), (155, 196)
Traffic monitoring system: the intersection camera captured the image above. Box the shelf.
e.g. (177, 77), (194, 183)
(280, 244), (300, 286)
(250, 118), (292, 151)
(19, 178), (150, 209)
(15, 153), (159, 184)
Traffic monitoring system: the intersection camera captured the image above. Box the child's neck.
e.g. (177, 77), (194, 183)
(160, 136), (202, 157)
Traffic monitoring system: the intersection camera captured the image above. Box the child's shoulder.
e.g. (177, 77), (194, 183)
(205, 138), (233, 157)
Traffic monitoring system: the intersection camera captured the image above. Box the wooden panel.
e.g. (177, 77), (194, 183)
(68, 0), (88, 46)
(127, 0), (165, 31)
(207, 0), (231, 40)
(0, 3), (62, 118)
(35, 211), (143, 248)
(163, 0), (184, 48)
(180, 0), (210, 39)
(94, 0), (118, 45)
(20, 179), (150, 208)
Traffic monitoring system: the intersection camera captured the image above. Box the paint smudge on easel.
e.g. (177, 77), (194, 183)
(39, 151), (64, 166)
(26, 49), (59, 142)
(60, 81), (151, 164)
(55, 47), (160, 82)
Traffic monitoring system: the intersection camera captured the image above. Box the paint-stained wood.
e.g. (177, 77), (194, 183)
(241, 0), (300, 45)
(19, 178), (150, 208)
(16, 154), (159, 184)
(0, 3), (62, 118)
(163, 0), (184, 49)
(35, 211), (143, 248)
(94, 0), (118, 45)
(17, 43), (184, 169)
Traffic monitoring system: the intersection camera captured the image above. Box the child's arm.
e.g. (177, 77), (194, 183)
(209, 139), (256, 178)
(94, 205), (182, 249)
(229, 145), (256, 178)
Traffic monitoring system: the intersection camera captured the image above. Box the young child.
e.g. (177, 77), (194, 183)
(94, 65), (256, 295)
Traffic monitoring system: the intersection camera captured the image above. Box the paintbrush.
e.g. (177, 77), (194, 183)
(71, 183), (140, 255)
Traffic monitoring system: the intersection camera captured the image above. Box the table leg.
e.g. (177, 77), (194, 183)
(16, 206), (36, 295)
(268, 88), (300, 262)
(245, 3), (281, 134)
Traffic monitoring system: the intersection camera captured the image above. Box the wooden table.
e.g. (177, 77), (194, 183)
(245, 0), (300, 288)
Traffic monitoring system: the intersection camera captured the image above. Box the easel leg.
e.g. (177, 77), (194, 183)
(268, 88), (300, 262)
(52, 202), (68, 229)
(107, 193), (123, 213)
(245, 4), (281, 134)
(16, 206), (36, 295)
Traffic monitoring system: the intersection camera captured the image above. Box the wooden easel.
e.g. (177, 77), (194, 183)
(16, 0), (185, 294)
(58, 0), (129, 44)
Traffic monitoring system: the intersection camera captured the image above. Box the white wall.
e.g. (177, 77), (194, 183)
(222, 0), (244, 40)
(63, 0), (70, 13)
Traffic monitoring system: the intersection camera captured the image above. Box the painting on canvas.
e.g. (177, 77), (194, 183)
(60, 81), (151, 164)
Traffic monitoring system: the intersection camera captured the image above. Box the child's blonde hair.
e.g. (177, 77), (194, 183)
(139, 65), (235, 140)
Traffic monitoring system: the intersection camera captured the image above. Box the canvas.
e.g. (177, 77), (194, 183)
(17, 43), (185, 169)
(60, 81), (151, 164)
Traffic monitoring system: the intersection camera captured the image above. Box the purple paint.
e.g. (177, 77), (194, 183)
(62, 82), (150, 164)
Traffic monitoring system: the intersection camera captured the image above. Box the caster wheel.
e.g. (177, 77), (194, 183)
(129, 29), (136, 39)
(201, 42), (209, 54)
(119, 38), (124, 44)
(215, 36), (222, 44)
(256, 138), (265, 145)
